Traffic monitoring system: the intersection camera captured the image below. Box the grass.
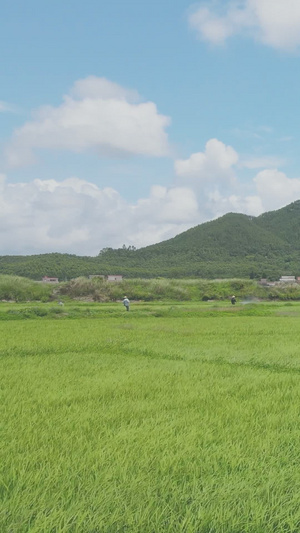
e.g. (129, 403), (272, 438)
(2, 301), (300, 531)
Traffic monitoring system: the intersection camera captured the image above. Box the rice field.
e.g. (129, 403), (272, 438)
(2, 301), (300, 532)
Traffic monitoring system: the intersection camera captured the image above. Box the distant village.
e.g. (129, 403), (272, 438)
(42, 274), (123, 283)
(259, 276), (300, 286)
(42, 274), (300, 285)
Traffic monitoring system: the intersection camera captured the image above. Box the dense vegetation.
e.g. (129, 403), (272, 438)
(1, 200), (300, 280)
(0, 275), (53, 302)
(3, 302), (300, 531)
(2, 274), (300, 304)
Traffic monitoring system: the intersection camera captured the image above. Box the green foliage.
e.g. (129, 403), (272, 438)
(0, 275), (53, 302)
(3, 274), (300, 304)
(3, 305), (300, 531)
(256, 199), (300, 247)
(58, 277), (257, 302)
(58, 277), (300, 303)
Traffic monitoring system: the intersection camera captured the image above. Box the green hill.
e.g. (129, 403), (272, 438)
(140, 212), (290, 260)
(1, 201), (300, 280)
(256, 200), (300, 247)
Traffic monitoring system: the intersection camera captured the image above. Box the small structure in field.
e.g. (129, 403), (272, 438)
(42, 276), (59, 283)
(258, 278), (276, 287)
(259, 278), (268, 286)
(107, 275), (123, 282)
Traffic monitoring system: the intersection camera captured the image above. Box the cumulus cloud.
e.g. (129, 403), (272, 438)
(174, 139), (239, 195)
(189, 2), (250, 46)
(189, 0), (300, 51)
(70, 76), (140, 103)
(0, 175), (199, 255)
(201, 166), (300, 219)
(205, 189), (264, 219)
(5, 76), (171, 167)
(175, 138), (300, 220)
(254, 169), (300, 211)
(135, 185), (199, 224)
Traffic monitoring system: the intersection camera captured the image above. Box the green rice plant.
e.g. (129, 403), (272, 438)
(2, 303), (300, 531)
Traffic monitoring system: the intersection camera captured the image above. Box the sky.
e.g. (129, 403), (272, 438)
(1, 0), (300, 256)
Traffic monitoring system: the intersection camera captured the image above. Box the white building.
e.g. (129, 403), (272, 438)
(42, 276), (59, 283)
(107, 275), (123, 282)
(279, 276), (296, 283)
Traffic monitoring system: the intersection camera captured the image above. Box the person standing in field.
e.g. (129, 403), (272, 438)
(231, 295), (236, 305)
(123, 296), (130, 311)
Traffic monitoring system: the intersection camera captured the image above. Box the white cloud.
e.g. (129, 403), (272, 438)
(135, 185), (199, 224)
(174, 138), (300, 220)
(254, 169), (300, 211)
(0, 175), (199, 255)
(206, 190), (264, 218)
(189, 0), (300, 51)
(5, 76), (171, 167)
(202, 167), (300, 218)
(174, 138), (238, 188)
(71, 76), (140, 103)
(189, 2), (250, 46)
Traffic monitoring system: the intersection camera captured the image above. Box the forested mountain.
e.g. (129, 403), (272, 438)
(256, 200), (300, 247)
(1, 200), (300, 280)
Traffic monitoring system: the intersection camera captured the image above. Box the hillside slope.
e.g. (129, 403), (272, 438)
(256, 200), (300, 247)
(139, 213), (290, 260)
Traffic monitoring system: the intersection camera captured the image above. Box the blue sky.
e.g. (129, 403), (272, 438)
(1, 0), (300, 255)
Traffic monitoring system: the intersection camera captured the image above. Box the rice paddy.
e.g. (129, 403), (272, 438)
(2, 301), (300, 532)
